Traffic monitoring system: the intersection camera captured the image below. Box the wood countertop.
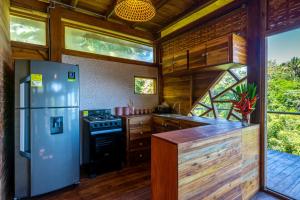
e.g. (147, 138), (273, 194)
(152, 114), (253, 146)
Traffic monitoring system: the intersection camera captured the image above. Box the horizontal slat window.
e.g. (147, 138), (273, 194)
(65, 27), (154, 63)
(10, 15), (46, 46)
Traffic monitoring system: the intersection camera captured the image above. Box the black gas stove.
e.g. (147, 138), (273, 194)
(82, 109), (125, 177)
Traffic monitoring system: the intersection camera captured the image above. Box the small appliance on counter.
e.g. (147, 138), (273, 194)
(153, 102), (174, 114)
(14, 60), (80, 199)
(82, 109), (125, 177)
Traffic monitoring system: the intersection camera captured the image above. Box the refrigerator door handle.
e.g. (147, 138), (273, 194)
(19, 77), (31, 159)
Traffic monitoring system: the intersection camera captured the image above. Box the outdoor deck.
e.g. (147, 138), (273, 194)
(267, 150), (300, 199)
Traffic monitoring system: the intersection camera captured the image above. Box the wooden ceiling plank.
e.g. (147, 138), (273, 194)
(159, 0), (217, 33)
(70, 0), (79, 7)
(131, 0), (169, 28)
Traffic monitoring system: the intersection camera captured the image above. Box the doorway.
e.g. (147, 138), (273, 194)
(266, 28), (300, 199)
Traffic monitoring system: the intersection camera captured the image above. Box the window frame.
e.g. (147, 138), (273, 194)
(62, 23), (155, 65)
(134, 76), (157, 95)
(10, 12), (48, 47)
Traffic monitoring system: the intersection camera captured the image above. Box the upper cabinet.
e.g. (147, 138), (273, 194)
(162, 33), (247, 75)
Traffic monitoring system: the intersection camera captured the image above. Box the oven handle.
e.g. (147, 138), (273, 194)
(90, 128), (123, 136)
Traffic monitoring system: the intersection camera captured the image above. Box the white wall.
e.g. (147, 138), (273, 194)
(62, 55), (159, 113)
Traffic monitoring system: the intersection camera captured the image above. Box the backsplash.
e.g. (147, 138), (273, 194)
(62, 55), (159, 113)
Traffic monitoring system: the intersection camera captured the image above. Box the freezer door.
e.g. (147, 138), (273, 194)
(30, 61), (79, 108)
(30, 108), (80, 196)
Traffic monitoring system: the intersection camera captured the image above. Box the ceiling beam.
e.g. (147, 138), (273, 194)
(155, 0), (169, 10)
(158, 0), (217, 33)
(158, 0), (247, 42)
(70, 0), (79, 7)
(106, 0), (116, 19)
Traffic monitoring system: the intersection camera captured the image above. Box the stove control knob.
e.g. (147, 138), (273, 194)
(139, 154), (143, 158)
(140, 132), (143, 135)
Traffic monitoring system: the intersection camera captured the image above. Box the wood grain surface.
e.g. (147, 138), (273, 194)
(152, 124), (260, 200)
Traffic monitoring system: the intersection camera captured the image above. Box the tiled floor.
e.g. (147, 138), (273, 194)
(267, 150), (300, 199)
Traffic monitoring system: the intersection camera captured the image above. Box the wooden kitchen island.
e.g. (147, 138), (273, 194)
(151, 115), (260, 200)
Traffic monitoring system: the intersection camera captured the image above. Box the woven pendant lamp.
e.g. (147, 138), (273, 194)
(114, 0), (156, 22)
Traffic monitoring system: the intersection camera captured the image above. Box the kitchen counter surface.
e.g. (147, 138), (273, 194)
(152, 114), (250, 145)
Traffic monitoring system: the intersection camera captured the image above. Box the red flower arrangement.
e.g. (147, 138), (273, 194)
(231, 83), (258, 125)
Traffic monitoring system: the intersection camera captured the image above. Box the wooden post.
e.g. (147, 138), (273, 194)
(246, 0), (267, 190)
(49, 5), (63, 62)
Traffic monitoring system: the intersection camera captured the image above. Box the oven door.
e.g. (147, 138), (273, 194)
(89, 129), (125, 165)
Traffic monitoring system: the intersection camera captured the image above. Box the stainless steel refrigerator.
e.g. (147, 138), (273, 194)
(14, 60), (80, 198)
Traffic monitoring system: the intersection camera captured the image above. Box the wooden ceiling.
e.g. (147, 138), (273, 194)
(51, 0), (215, 34)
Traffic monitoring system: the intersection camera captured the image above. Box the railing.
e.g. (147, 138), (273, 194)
(266, 111), (300, 156)
(267, 111), (300, 116)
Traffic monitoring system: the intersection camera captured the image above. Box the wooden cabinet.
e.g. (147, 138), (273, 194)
(122, 115), (152, 166)
(206, 35), (230, 66)
(162, 54), (173, 75)
(173, 50), (188, 72)
(162, 33), (247, 75)
(189, 44), (206, 69)
(162, 50), (188, 75)
(153, 116), (181, 133)
(205, 34), (247, 67)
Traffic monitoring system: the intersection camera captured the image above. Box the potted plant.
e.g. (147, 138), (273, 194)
(231, 83), (258, 126)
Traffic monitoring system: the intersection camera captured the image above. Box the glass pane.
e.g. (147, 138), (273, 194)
(216, 102), (232, 118)
(266, 28), (300, 199)
(65, 27), (154, 63)
(230, 66), (247, 79)
(134, 77), (156, 94)
(10, 15), (46, 45)
(192, 104), (208, 116)
(211, 72), (237, 96)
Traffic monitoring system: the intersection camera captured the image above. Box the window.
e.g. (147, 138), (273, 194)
(266, 28), (300, 199)
(64, 27), (154, 63)
(191, 66), (247, 120)
(134, 77), (157, 95)
(10, 15), (46, 45)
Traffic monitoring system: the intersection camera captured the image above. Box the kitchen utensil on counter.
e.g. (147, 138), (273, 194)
(123, 107), (130, 116)
(115, 107), (123, 116)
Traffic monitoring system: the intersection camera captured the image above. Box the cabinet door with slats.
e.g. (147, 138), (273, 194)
(173, 50), (188, 72)
(189, 44), (206, 69)
(162, 54), (174, 75)
(206, 35), (229, 66)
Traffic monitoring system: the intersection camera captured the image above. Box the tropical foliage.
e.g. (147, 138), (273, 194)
(232, 83), (257, 118)
(10, 15), (46, 45)
(267, 57), (300, 155)
(65, 27), (154, 63)
(134, 77), (156, 95)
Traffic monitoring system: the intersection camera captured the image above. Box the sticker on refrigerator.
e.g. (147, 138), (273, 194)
(68, 71), (76, 82)
(31, 74), (43, 88)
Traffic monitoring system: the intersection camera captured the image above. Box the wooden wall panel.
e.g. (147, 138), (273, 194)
(161, 7), (247, 115)
(12, 47), (48, 61)
(267, 0), (300, 33)
(0, 0), (13, 199)
(162, 71), (224, 115)
(161, 7), (247, 58)
(241, 125), (260, 199)
(178, 131), (243, 200)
